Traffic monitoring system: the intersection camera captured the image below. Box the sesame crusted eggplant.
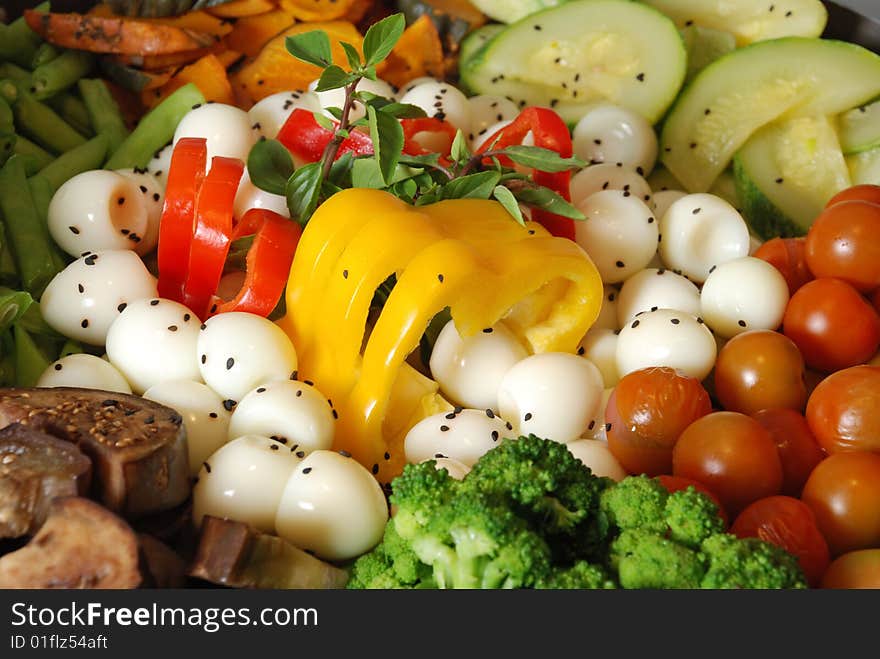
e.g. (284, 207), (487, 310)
(0, 497), (142, 589)
(0, 387), (190, 518)
(188, 516), (349, 589)
(0, 424), (92, 539)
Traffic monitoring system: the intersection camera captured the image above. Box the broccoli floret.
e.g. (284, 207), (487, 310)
(700, 534), (808, 589)
(610, 529), (706, 589)
(599, 474), (670, 534)
(535, 561), (618, 589)
(347, 522), (435, 589)
(390, 460), (459, 541)
(665, 487), (726, 549)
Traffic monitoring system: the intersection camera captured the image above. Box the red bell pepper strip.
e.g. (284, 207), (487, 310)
(276, 109), (373, 163)
(158, 138), (206, 300)
(476, 107), (577, 241)
(400, 117), (458, 157)
(211, 208), (302, 318)
(182, 156), (244, 319)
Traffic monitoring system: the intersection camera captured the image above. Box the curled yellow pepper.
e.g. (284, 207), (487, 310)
(279, 188), (603, 482)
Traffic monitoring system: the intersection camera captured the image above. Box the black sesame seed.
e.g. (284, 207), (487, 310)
(203, 462), (211, 473)
(168, 325), (178, 332)
(491, 430), (499, 441)
(201, 354), (207, 364)
(223, 399), (236, 411)
(577, 346), (585, 356)
(738, 319), (747, 327)
(438, 274), (444, 282)
(482, 328), (493, 333)
(210, 304), (217, 314)
(304, 379), (314, 386)
(150, 299), (159, 306)
(209, 412), (218, 418)
(139, 185), (148, 193)
(485, 409), (495, 419)
(153, 193), (161, 202)
(226, 357), (234, 370)
(602, 181), (610, 190)
(371, 464), (379, 474)
(588, 420), (595, 430)
(524, 412), (533, 421)
(77, 283), (84, 293)
(616, 260), (625, 268)
(54, 363), (62, 371)
(594, 138), (602, 145)
(303, 467), (313, 474)
(340, 450), (352, 458)
(296, 390), (302, 397)
(689, 142), (697, 149)
(648, 216), (655, 223)
(200, 323), (207, 330)
(692, 207), (702, 214)
(80, 319), (89, 328)
(270, 444), (279, 451)
(671, 318), (680, 325)
(296, 451), (305, 458)
(332, 409), (338, 419)
(256, 387), (266, 393)
(117, 197), (125, 205)
(605, 423), (612, 431)
(454, 406), (463, 414)
(69, 226), (80, 234)
(636, 72), (645, 82)
(775, 177), (784, 184)
(440, 425), (450, 432)
(506, 422), (513, 430)
(384, 452), (391, 460)
(183, 314), (191, 321)
(785, 10), (792, 17)
(445, 412), (456, 419)
(533, 24), (542, 30)
(291, 370), (298, 380)
(631, 320), (640, 328)
(434, 453), (445, 459)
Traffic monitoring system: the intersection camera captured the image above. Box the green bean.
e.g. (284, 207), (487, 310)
(13, 324), (50, 387)
(0, 96), (12, 133)
(31, 43), (60, 70)
(0, 222), (18, 288)
(31, 51), (95, 101)
(0, 132), (14, 168)
(0, 79), (87, 153)
(27, 174), (69, 274)
(0, 156), (62, 297)
(0, 289), (34, 336)
(38, 132), (108, 193)
(106, 83), (206, 170)
(58, 338), (83, 359)
(78, 78), (129, 153)
(0, 2), (49, 69)
(13, 135), (55, 173)
(45, 93), (93, 137)
(0, 63), (31, 83)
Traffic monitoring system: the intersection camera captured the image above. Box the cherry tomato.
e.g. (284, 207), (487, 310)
(801, 452), (880, 556)
(821, 549), (880, 589)
(656, 474), (728, 526)
(672, 411), (783, 516)
(731, 495), (830, 587)
(805, 200), (880, 293)
(753, 237), (813, 296)
(782, 278), (880, 372)
(805, 365), (880, 454)
(825, 183), (880, 208)
(752, 408), (825, 496)
(714, 330), (807, 415)
(605, 367), (713, 477)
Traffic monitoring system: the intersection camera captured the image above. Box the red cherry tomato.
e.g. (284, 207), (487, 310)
(605, 367), (713, 477)
(782, 278), (880, 372)
(805, 365), (880, 454)
(752, 408), (825, 496)
(655, 474), (728, 526)
(731, 495), (830, 587)
(821, 549), (880, 589)
(753, 237), (813, 296)
(672, 411), (783, 516)
(714, 330), (807, 415)
(805, 200), (880, 293)
(801, 452), (880, 556)
(825, 183), (880, 208)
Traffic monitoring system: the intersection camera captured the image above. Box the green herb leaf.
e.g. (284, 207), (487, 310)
(449, 129), (471, 165)
(325, 106), (344, 121)
(327, 151), (355, 188)
(246, 139), (294, 196)
(503, 145), (586, 172)
(224, 235), (255, 273)
(340, 41), (362, 71)
(493, 185), (525, 225)
(313, 111), (335, 131)
(367, 105), (404, 185)
(359, 95), (426, 119)
(363, 13), (406, 68)
(514, 186), (586, 220)
(441, 170), (500, 200)
(286, 30), (332, 68)
(399, 153), (442, 167)
(351, 158), (422, 189)
(0, 290), (33, 336)
(286, 162), (324, 227)
(315, 65), (358, 92)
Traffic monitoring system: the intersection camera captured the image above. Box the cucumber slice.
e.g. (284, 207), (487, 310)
(734, 115), (850, 239)
(708, 169), (740, 210)
(467, 0), (565, 24)
(641, 0), (827, 45)
(459, 24), (505, 67)
(646, 166), (684, 192)
(679, 25), (735, 82)
(661, 38), (880, 192)
(847, 148), (880, 185)
(459, 0), (686, 124)
(839, 100), (880, 155)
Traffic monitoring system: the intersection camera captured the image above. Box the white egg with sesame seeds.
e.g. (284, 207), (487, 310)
(116, 169), (163, 256)
(658, 193), (751, 284)
(566, 439), (627, 482)
(651, 189), (687, 221)
(40, 250), (158, 346)
(48, 170), (149, 257)
(314, 77), (396, 123)
(569, 163), (654, 209)
(105, 298), (202, 394)
(233, 169), (290, 221)
(429, 456), (471, 480)
(37, 353), (132, 394)
(227, 379), (335, 453)
(399, 80), (472, 134)
(577, 328), (619, 388)
(404, 408), (511, 468)
(574, 189), (659, 284)
(196, 311), (298, 404)
(429, 319), (527, 411)
(467, 95), (519, 142)
(700, 256), (789, 339)
(247, 90), (321, 139)
(192, 434), (301, 532)
(616, 308), (717, 381)
(471, 118), (513, 150)
(143, 379), (231, 478)
(146, 142), (172, 187)
(593, 285), (621, 331)
(616, 268), (701, 326)
(395, 76), (438, 98)
(275, 450), (389, 561)
(571, 103), (658, 175)
(173, 103), (257, 166)
(497, 353), (604, 444)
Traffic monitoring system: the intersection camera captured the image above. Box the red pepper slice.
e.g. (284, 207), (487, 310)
(476, 107), (577, 241)
(158, 138), (206, 300)
(277, 109), (374, 163)
(182, 156), (244, 319)
(212, 208), (302, 318)
(400, 117), (458, 157)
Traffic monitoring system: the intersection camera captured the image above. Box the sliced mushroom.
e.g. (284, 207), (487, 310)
(0, 497), (141, 589)
(0, 424), (92, 539)
(189, 516), (349, 589)
(0, 387), (190, 518)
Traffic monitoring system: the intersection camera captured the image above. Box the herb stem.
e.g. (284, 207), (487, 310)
(320, 80), (360, 180)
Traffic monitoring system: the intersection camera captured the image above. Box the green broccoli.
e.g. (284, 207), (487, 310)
(665, 486), (726, 549)
(535, 561), (617, 589)
(600, 475), (670, 535)
(610, 529), (706, 589)
(347, 522), (435, 589)
(700, 534), (808, 589)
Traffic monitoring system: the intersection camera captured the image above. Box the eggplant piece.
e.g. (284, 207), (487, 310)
(138, 533), (187, 588)
(189, 516), (349, 589)
(0, 387), (190, 518)
(0, 424), (92, 538)
(0, 496), (142, 589)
